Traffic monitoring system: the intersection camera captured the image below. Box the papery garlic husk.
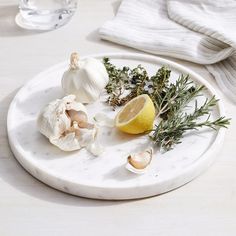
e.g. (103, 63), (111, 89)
(61, 52), (109, 104)
(37, 95), (101, 154)
(93, 113), (114, 128)
(126, 148), (153, 174)
(86, 140), (104, 156)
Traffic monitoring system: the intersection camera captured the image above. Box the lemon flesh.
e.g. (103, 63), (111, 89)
(115, 94), (156, 134)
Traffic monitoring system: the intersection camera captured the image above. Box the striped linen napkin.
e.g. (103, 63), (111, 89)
(99, 0), (236, 103)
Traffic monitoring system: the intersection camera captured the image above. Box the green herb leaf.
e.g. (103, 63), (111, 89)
(103, 57), (231, 151)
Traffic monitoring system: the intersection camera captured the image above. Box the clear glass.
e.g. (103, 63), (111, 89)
(16, 0), (77, 30)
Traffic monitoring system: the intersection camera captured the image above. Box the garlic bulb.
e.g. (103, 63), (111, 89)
(61, 53), (109, 104)
(37, 95), (100, 153)
(126, 148), (153, 174)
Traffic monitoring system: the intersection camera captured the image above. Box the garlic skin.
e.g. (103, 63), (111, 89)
(61, 53), (109, 104)
(126, 148), (153, 174)
(37, 95), (99, 153)
(93, 113), (115, 128)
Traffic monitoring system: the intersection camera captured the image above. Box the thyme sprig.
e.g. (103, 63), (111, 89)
(104, 57), (149, 108)
(103, 57), (230, 151)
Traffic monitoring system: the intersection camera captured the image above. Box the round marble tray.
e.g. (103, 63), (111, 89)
(7, 53), (226, 200)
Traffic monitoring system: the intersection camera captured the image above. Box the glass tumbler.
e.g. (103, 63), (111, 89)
(16, 0), (78, 30)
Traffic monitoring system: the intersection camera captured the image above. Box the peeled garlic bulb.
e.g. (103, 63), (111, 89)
(126, 148), (153, 174)
(61, 53), (109, 104)
(37, 95), (100, 153)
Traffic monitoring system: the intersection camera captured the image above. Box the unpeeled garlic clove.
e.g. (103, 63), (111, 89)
(86, 141), (104, 157)
(66, 110), (94, 129)
(67, 110), (88, 123)
(70, 52), (79, 70)
(126, 148), (153, 174)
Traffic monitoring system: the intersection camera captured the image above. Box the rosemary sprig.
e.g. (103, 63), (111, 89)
(152, 74), (205, 120)
(103, 58), (230, 151)
(150, 96), (231, 151)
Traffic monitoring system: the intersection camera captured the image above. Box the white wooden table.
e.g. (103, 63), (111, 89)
(0, 1), (235, 235)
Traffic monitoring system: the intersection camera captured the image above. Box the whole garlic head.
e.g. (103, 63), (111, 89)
(61, 53), (109, 104)
(37, 95), (99, 153)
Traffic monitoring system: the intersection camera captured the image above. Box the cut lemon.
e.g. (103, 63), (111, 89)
(115, 94), (155, 134)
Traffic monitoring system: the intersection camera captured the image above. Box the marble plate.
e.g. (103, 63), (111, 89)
(7, 53), (226, 200)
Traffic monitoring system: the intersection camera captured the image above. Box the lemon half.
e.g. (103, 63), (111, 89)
(115, 94), (156, 134)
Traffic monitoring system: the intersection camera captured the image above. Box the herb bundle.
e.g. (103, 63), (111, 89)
(103, 57), (230, 151)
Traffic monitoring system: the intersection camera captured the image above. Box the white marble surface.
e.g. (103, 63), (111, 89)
(0, 0), (236, 235)
(7, 53), (226, 200)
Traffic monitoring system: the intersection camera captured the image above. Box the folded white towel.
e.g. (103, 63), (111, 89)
(99, 0), (236, 102)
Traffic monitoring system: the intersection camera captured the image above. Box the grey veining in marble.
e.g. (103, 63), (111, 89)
(7, 53), (226, 200)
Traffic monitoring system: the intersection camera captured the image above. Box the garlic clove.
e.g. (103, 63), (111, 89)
(67, 110), (87, 123)
(126, 148), (153, 174)
(125, 163), (148, 175)
(86, 141), (104, 157)
(78, 121), (95, 129)
(70, 52), (79, 70)
(64, 95), (87, 114)
(66, 110), (95, 130)
(76, 125), (98, 147)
